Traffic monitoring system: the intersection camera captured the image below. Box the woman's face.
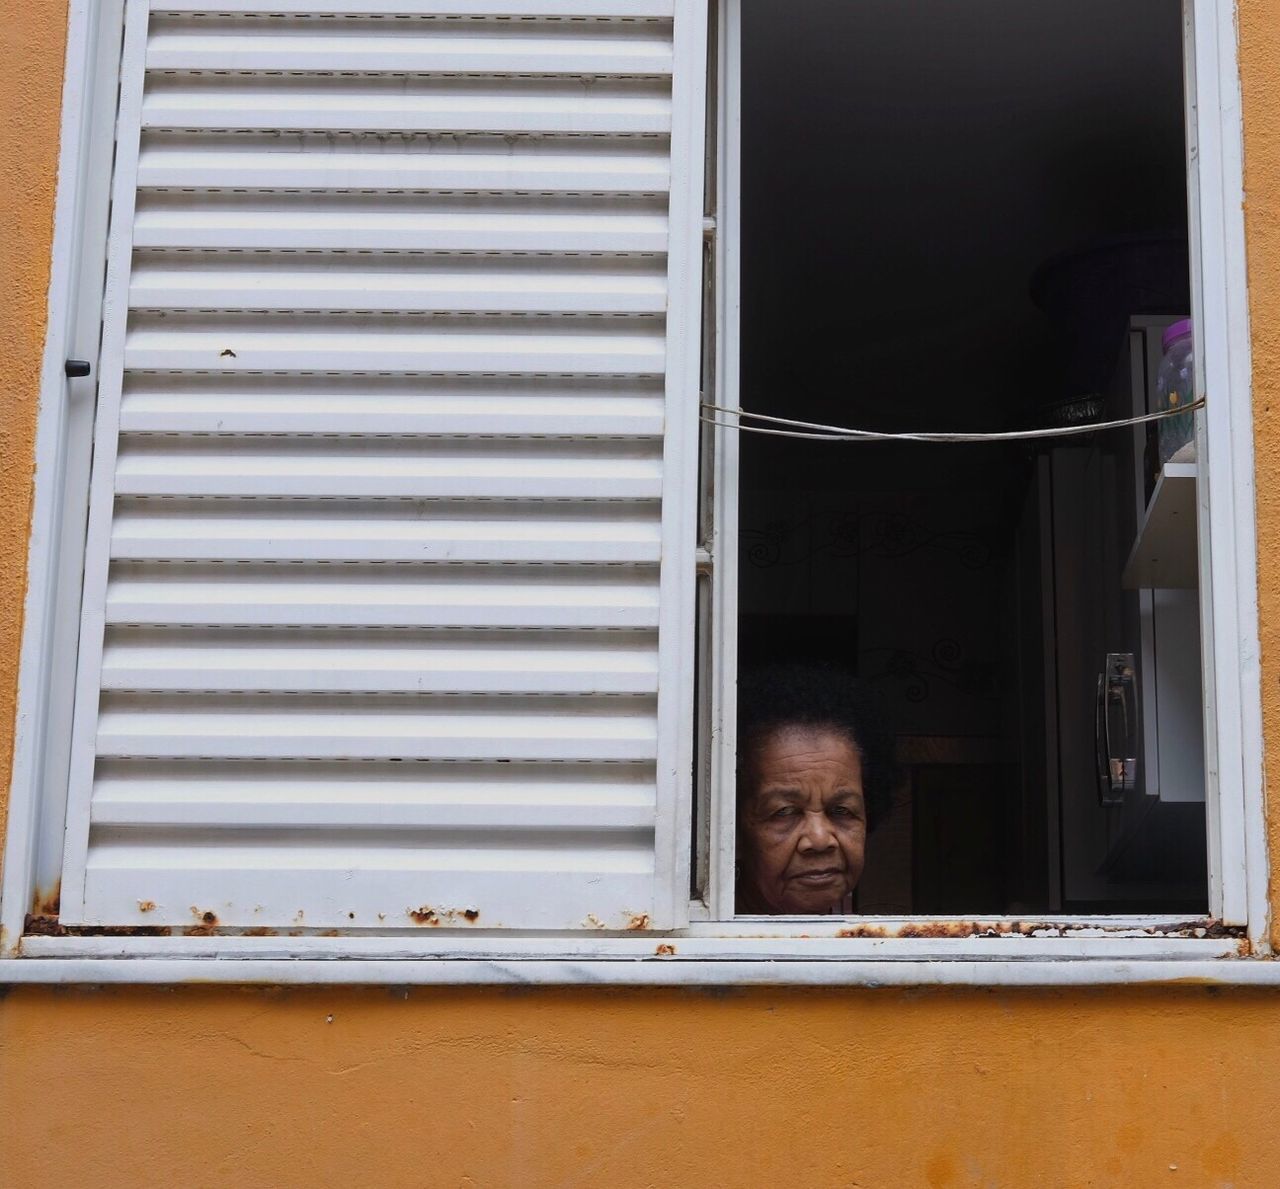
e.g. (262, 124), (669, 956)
(739, 726), (867, 914)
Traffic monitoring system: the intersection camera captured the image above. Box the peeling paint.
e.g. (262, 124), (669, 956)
(408, 906), (481, 927)
(182, 909), (220, 937)
(23, 915), (174, 939)
(833, 920), (1249, 943)
(22, 915), (66, 938)
(30, 884), (59, 918)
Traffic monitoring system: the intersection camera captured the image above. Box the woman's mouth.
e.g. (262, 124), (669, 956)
(790, 869), (842, 886)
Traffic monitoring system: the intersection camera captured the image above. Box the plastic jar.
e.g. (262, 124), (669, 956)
(1156, 319), (1195, 464)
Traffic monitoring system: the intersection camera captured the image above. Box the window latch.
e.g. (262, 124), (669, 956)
(1096, 652), (1138, 806)
(64, 359), (92, 379)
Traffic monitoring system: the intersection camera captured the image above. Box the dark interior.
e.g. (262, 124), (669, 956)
(737, 0), (1207, 915)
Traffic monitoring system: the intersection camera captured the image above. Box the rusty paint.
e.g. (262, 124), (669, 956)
(655, 943), (676, 957)
(23, 915), (175, 939)
(625, 914), (651, 931)
(29, 882), (59, 918)
(240, 927), (276, 937)
(829, 919), (1248, 942)
(83, 924), (173, 938)
(137, 900), (156, 914)
(897, 922), (984, 940)
(408, 906), (480, 927)
(183, 908), (220, 937)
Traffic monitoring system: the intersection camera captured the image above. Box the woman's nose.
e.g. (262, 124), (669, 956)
(798, 811), (837, 851)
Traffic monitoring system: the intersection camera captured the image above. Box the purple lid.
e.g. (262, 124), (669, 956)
(1162, 318), (1193, 353)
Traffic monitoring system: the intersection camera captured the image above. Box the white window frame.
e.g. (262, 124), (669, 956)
(0, 0), (1271, 986)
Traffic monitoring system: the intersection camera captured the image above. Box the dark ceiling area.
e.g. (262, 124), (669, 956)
(739, 0), (1188, 437)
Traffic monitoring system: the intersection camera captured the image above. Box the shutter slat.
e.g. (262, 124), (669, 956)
(143, 84), (672, 135)
(123, 318), (666, 375)
(92, 758), (654, 814)
(62, 0), (707, 931)
(101, 628), (660, 694)
(147, 39), (674, 79)
(137, 142), (671, 194)
(111, 501), (662, 564)
(133, 198), (670, 253)
(119, 387), (666, 436)
(97, 695), (659, 762)
(106, 564), (661, 629)
(130, 260), (668, 315)
(114, 438), (664, 500)
(152, 1), (675, 15)
(93, 799), (655, 831)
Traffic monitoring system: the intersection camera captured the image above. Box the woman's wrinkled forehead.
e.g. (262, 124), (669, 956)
(739, 722), (862, 795)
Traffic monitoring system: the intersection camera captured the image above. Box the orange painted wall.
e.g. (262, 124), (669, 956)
(0, 985), (1272, 1186)
(1242, 0), (1280, 944)
(4, 3), (1280, 1187)
(0, 0), (68, 851)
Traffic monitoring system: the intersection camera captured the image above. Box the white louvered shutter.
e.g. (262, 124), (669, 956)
(60, 0), (708, 931)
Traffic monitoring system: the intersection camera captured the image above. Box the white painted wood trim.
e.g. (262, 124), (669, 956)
(1184, 0), (1266, 940)
(17, 934), (1242, 961)
(56, 0), (152, 921)
(0, 0), (124, 955)
(707, 0), (739, 920)
(1, 954), (1274, 987)
(651, 0), (709, 927)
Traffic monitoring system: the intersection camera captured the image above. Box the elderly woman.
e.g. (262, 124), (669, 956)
(736, 665), (895, 914)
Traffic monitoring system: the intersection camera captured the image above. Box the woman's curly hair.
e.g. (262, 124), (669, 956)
(737, 664), (897, 831)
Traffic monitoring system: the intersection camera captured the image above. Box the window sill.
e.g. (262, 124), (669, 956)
(3, 930), (1272, 987)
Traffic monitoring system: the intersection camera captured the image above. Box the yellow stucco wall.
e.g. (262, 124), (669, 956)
(1242, 0), (1280, 943)
(4, 2), (1280, 1185)
(0, 0), (67, 853)
(0, 985), (1274, 1186)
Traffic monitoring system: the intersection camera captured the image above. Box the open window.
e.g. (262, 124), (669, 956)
(1, 0), (1263, 970)
(701, 0), (1262, 931)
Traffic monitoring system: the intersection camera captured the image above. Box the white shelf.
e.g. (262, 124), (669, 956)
(1122, 462), (1198, 589)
